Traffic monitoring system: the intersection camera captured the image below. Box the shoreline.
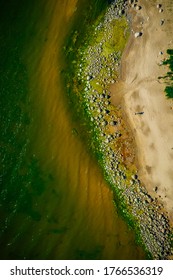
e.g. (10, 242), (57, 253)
(65, 0), (173, 259)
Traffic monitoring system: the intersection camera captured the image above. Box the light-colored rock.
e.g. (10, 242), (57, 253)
(134, 32), (142, 38)
(156, 4), (162, 9)
(136, 5), (141, 11)
(160, 19), (165, 25)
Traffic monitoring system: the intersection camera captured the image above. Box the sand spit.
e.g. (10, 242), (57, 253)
(112, 0), (173, 225)
(73, 0), (173, 259)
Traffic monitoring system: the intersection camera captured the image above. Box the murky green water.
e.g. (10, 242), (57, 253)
(0, 0), (145, 259)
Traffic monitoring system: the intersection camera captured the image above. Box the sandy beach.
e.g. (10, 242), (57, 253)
(112, 0), (173, 225)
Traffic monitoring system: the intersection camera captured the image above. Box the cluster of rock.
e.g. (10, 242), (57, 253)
(157, 3), (163, 13)
(129, 0), (141, 10)
(76, 0), (172, 259)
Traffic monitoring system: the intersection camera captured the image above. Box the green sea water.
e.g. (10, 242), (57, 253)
(0, 0), (145, 259)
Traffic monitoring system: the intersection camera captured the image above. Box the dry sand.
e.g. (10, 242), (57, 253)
(111, 0), (173, 225)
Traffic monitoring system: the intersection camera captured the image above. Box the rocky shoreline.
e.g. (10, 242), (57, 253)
(71, 0), (173, 259)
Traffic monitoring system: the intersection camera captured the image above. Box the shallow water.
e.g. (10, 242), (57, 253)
(0, 0), (145, 259)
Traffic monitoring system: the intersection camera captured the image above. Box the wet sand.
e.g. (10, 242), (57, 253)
(112, 0), (173, 225)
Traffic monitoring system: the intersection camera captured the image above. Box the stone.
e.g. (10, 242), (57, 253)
(156, 4), (162, 9)
(160, 19), (165, 25)
(110, 120), (118, 126)
(136, 5), (141, 11)
(134, 32), (142, 38)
